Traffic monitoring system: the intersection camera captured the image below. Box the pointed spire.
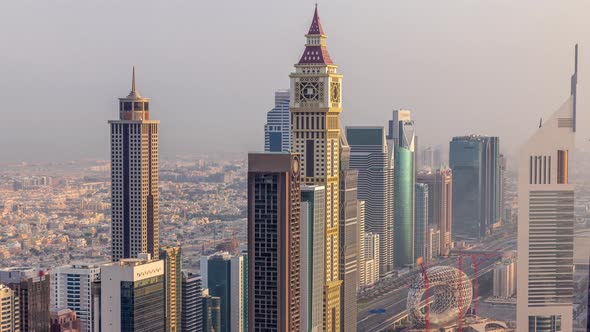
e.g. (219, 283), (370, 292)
(571, 44), (578, 132)
(297, 5), (333, 65)
(308, 4), (325, 35)
(126, 65), (142, 99)
(132, 65), (136, 92)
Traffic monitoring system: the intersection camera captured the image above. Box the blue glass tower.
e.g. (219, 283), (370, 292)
(264, 90), (291, 152)
(449, 135), (500, 239)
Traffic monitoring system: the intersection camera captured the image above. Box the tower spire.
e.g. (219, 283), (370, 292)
(127, 65), (142, 99)
(132, 65), (136, 92)
(297, 5), (333, 65)
(308, 3), (325, 35)
(571, 44), (578, 132)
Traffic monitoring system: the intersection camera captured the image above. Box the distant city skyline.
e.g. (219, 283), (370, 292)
(1, 1), (589, 162)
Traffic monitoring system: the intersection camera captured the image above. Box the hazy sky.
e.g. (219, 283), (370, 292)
(1, 0), (589, 162)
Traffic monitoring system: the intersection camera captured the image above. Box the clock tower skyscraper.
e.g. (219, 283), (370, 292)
(290, 6), (343, 331)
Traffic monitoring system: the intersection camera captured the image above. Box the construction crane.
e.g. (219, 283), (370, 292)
(449, 248), (505, 330)
(417, 256), (430, 332)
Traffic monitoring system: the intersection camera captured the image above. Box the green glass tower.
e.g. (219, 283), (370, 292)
(389, 110), (416, 268)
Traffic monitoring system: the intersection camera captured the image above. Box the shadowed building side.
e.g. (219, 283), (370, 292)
(248, 153), (301, 332)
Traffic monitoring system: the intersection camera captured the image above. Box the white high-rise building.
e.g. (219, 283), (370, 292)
(364, 233), (380, 287)
(101, 255), (165, 332)
(52, 264), (101, 332)
(346, 126), (395, 276)
(110, 67), (159, 261)
(516, 45), (578, 332)
(493, 258), (516, 298)
(300, 185), (326, 332)
(357, 201), (366, 289)
(264, 89), (291, 152)
(0, 284), (19, 332)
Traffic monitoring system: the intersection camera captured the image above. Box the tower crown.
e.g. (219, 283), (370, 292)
(297, 5), (333, 65)
(118, 66), (151, 121)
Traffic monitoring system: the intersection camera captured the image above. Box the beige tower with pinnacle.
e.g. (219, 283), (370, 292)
(290, 6), (343, 331)
(109, 67), (160, 262)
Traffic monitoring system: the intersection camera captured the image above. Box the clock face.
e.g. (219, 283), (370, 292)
(298, 81), (320, 102)
(331, 82), (340, 103)
(292, 159), (299, 174)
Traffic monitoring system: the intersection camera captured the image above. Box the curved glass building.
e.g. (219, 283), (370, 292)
(389, 110), (416, 268)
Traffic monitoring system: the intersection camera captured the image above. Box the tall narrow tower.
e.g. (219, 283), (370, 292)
(290, 6), (343, 331)
(516, 45), (578, 331)
(109, 67), (159, 261)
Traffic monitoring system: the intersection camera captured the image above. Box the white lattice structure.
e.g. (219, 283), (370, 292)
(407, 265), (473, 329)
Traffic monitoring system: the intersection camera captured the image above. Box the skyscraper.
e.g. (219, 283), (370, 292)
(181, 272), (202, 332)
(52, 264), (101, 332)
(339, 133), (358, 332)
(0, 284), (20, 332)
(449, 135), (500, 240)
(357, 200), (366, 289)
(0, 267), (50, 332)
(160, 247), (182, 332)
(414, 183), (429, 262)
(247, 153), (301, 332)
(426, 228), (441, 261)
(200, 252), (247, 332)
(110, 67), (159, 261)
(516, 45), (578, 332)
(364, 233), (380, 287)
(389, 110), (416, 268)
(346, 126), (394, 275)
(100, 255), (165, 332)
(492, 258), (516, 299)
(289, 6), (342, 329)
(417, 168), (453, 256)
(201, 291), (221, 332)
(264, 89), (291, 152)
(421, 146), (435, 170)
(301, 185), (325, 332)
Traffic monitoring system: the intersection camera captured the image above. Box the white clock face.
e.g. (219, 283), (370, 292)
(292, 159), (299, 173)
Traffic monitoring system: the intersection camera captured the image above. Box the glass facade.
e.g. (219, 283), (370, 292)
(528, 315), (561, 331)
(120, 275), (165, 332)
(394, 145), (415, 267)
(449, 136), (500, 240)
(206, 257), (231, 332)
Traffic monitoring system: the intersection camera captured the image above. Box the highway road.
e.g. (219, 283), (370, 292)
(357, 233), (517, 331)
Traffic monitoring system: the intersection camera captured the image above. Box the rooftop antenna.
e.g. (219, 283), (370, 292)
(571, 44), (578, 132)
(132, 65), (136, 92)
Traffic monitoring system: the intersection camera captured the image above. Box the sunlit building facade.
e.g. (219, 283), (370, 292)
(110, 67), (159, 261)
(516, 45), (577, 332)
(417, 169), (453, 256)
(52, 264), (101, 332)
(301, 185), (325, 332)
(346, 126), (394, 276)
(289, 6), (343, 329)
